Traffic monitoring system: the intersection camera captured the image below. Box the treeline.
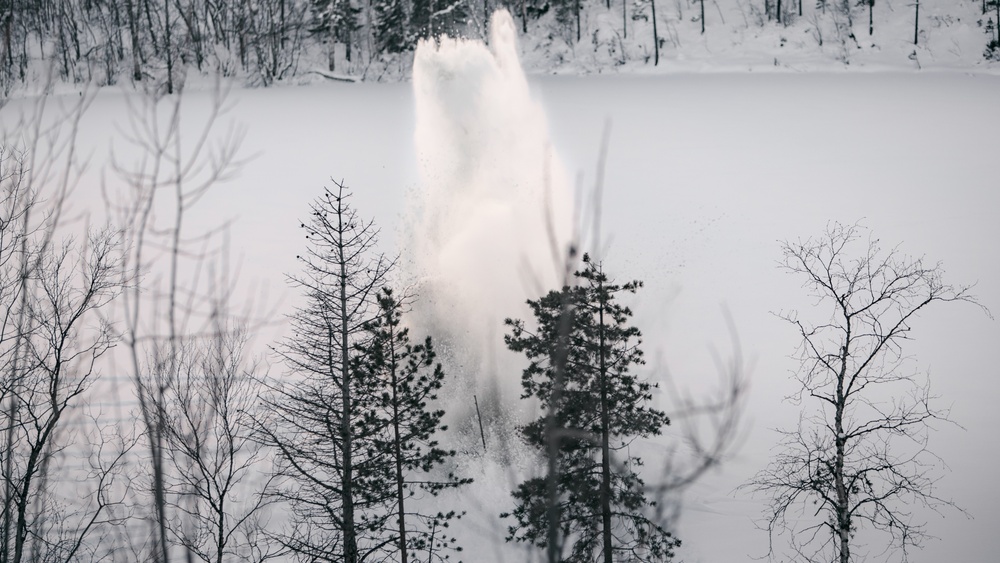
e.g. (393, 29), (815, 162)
(0, 0), (995, 93)
(0, 0), (501, 92)
(0, 0), (474, 92)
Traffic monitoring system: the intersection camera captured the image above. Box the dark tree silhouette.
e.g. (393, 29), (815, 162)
(262, 182), (393, 563)
(747, 222), (989, 563)
(502, 254), (678, 563)
(355, 288), (470, 563)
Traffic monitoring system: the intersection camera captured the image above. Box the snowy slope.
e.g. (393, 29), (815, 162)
(511, 0), (1000, 74)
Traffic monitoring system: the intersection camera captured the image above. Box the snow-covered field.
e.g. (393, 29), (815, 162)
(3, 24), (997, 562)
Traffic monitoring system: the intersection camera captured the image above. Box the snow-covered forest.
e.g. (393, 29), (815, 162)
(0, 0), (998, 93)
(1, 3), (998, 563)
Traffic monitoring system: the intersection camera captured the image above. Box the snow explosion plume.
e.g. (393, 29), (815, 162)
(409, 9), (573, 444)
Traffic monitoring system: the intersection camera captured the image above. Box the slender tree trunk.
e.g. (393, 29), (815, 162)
(868, 0), (873, 36)
(913, 0), (919, 45)
(345, 8), (352, 64)
(144, 0), (159, 55)
(651, 0), (658, 65)
(598, 289), (613, 563)
(152, 397), (170, 563)
(57, 9), (69, 77)
(427, 519), (436, 562)
(328, 10), (335, 71)
(521, 0), (527, 33)
(2, 396), (14, 563)
(280, 0), (286, 46)
(215, 495), (226, 563)
(700, 0), (704, 33)
(165, 0), (173, 93)
(777, 0), (782, 24)
(622, 0), (627, 39)
(390, 326), (408, 563)
(799, 0), (802, 16)
(1, 3), (11, 73)
(576, 0), (581, 42)
(834, 343), (850, 563)
(546, 300), (573, 563)
(338, 205), (358, 563)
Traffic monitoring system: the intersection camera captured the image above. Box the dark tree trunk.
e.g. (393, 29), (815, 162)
(576, 0), (581, 42)
(868, 0), (873, 36)
(389, 327), (408, 563)
(598, 292), (613, 563)
(834, 345), (850, 563)
(2, 398), (13, 563)
(700, 0), (704, 33)
(913, 0), (919, 45)
(338, 205), (358, 563)
(651, 0), (658, 65)
(327, 10), (335, 71)
(280, 0), (286, 46)
(143, 0), (159, 52)
(622, 0), (627, 39)
(165, 0), (173, 93)
(2, 6), (11, 83)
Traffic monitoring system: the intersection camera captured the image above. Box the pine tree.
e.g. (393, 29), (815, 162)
(373, 0), (410, 54)
(501, 254), (679, 563)
(263, 181), (394, 563)
(356, 288), (471, 562)
(310, 0), (361, 69)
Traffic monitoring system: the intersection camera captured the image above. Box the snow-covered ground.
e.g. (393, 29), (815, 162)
(514, 0), (1000, 75)
(2, 24), (997, 562)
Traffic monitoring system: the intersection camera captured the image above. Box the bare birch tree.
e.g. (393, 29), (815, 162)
(747, 222), (989, 563)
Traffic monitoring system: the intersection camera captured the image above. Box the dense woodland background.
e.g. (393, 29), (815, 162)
(0, 0), (997, 93)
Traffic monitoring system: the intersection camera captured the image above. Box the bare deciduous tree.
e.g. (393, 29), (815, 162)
(161, 323), (277, 563)
(107, 81), (247, 563)
(0, 92), (133, 563)
(747, 222), (989, 563)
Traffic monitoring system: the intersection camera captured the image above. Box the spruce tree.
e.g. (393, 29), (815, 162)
(356, 288), (471, 562)
(373, 0), (411, 54)
(501, 254), (679, 562)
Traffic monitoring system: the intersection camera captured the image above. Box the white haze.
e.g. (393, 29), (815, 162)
(409, 10), (573, 423)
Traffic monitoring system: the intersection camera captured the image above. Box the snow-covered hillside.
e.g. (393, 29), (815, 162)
(511, 0), (1000, 74)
